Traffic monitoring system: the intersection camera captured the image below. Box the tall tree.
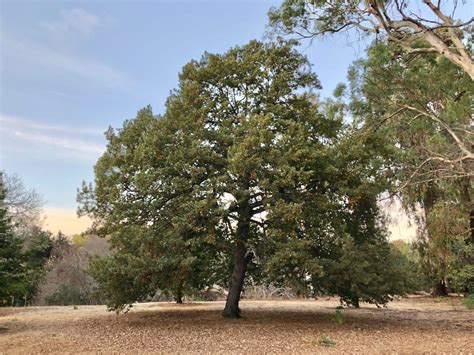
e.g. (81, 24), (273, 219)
(0, 173), (28, 305)
(80, 40), (412, 316)
(342, 41), (474, 294)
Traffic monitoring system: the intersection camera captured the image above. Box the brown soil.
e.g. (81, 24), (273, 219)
(1, 296), (473, 354)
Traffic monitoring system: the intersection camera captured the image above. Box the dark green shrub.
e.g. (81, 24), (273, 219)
(45, 284), (87, 305)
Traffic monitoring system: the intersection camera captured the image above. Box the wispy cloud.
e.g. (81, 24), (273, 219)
(0, 114), (105, 135)
(2, 33), (131, 90)
(4, 127), (104, 155)
(40, 8), (100, 37)
(0, 114), (105, 160)
(0, 114), (104, 136)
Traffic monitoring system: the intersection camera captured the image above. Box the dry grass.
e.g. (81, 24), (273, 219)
(1, 296), (473, 353)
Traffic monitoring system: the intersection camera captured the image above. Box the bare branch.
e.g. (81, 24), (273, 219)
(401, 105), (474, 160)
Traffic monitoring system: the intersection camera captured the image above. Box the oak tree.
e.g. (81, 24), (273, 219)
(79, 40), (411, 316)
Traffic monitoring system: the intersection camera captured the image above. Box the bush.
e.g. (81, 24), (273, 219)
(462, 294), (474, 309)
(45, 284), (87, 305)
(313, 238), (414, 307)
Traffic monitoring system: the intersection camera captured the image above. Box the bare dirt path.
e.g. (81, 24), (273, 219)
(1, 296), (473, 353)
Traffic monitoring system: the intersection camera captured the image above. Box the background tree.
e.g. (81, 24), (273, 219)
(0, 173), (28, 305)
(341, 41), (473, 294)
(391, 239), (429, 291)
(3, 172), (44, 232)
(417, 200), (473, 295)
(0, 172), (55, 305)
(35, 234), (109, 306)
(264, 108), (412, 305)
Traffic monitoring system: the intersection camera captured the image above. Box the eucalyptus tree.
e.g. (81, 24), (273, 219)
(269, 0), (474, 79)
(342, 41), (473, 293)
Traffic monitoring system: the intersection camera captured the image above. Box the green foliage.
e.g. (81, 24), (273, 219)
(462, 294), (474, 309)
(391, 240), (430, 292)
(22, 227), (55, 299)
(45, 284), (87, 306)
(346, 42), (472, 186)
(342, 40), (474, 295)
(312, 238), (412, 307)
(0, 174), (28, 305)
(413, 201), (473, 294)
(71, 234), (89, 246)
(445, 242), (474, 294)
(0, 172), (55, 306)
(89, 253), (153, 312)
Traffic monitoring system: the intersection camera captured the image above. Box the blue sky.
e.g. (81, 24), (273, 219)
(1, 0), (367, 230)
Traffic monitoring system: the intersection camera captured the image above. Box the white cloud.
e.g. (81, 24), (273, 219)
(0, 114), (104, 136)
(0, 114), (105, 160)
(2, 33), (131, 90)
(6, 128), (104, 155)
(40, 8), (99, 37)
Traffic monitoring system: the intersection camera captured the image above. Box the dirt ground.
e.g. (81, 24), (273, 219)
(0, 296), (473, 354)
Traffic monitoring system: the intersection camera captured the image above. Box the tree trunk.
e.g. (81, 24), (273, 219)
(460, 179), (474, 244)
(423, 184), (448, 295)
(223, 240), (249, 318)
(353, 298), (360, 308)
(175, 284), (183, 304)
(470, 208), (474, 245)
(432, 281), (448, 296)
(223, 199), (252, 318)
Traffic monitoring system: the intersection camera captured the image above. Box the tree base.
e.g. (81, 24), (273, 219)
(222, 307), (241, 318)
(432, 282), (448, 297)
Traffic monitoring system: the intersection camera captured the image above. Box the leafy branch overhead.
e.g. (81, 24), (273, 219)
(269, 0), (474, 79)
(270, 0), (474, 187)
